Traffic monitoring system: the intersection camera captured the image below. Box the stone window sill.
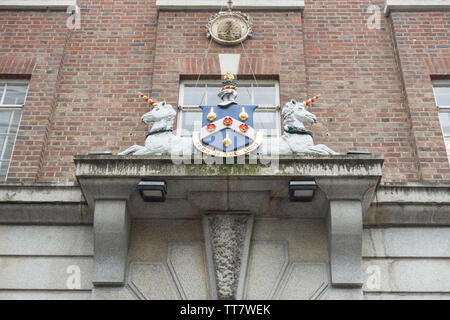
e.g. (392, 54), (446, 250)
(385, 0), (450, 16)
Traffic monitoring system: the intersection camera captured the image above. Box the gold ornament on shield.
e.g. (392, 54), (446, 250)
(207, 107), (217, 122)
(239, 107), (249, 121)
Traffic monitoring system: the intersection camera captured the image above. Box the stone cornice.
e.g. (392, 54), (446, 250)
(74, 155), (384, 178)
(375, 183), (450, 204)
(0, 0), (76, 10)
(156, 0), (305, 11)
(0, 183), (83, 203)
(385, 0), (450, 16)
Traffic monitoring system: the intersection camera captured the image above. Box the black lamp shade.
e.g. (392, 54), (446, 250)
(138, 181), (167, 202)
(289, 180), (317, 202)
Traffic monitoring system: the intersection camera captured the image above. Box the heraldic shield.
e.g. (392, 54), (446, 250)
(201, 104), (257, 150)
(192, 72), (263, 157)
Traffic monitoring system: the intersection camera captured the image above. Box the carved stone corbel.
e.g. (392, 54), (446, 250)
(203, 214), (254, 300)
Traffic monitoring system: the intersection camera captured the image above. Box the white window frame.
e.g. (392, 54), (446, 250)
(432, 80), (450, 137)
(177, 80), (281, 137)
(432, 80), (450, 163)
(0, 80), (29, 181)
(433, 80), (450, 109)
(0, 80), (30, 107)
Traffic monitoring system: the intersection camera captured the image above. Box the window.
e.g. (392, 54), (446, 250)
(432, 80), (450, 161)
(177, 80), (280, 137)
(0, 81), (29, 181)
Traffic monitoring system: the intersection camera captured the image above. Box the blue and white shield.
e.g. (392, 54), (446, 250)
(198, 104), (259, 153)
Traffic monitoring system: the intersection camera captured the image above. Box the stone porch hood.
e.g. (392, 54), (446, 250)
(74, 155), (384, 299)
(74, 155), (383, 219)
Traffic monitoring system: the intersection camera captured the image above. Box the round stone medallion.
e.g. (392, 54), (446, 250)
(207, 11), (253, 46)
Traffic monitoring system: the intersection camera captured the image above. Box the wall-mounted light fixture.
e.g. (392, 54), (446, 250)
(289, 180), (317, 202)
(347, 149), (371, 155)
(88, 151), (112, 155)
(138, 181), (167, 202)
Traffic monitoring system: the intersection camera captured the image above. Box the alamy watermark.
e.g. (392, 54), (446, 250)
(66, 265), (81, 289)
(366, 5), (381, 30)
(67, 5), (81, 30)
(365, 265), (381, 290)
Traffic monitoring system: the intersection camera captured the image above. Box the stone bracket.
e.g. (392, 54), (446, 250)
(203, 213), (254, 300)
(92, 200), (130, 286)
(327, 200), (363, 287)
(316, 177), (381, 290)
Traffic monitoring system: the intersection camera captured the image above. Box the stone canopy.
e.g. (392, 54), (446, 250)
(74, 154), (383, 299)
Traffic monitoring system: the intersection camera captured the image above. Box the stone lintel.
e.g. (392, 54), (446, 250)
(156, 0), (305, 11)
(0, 0), (76, 10)
(384, 0), (450, 16)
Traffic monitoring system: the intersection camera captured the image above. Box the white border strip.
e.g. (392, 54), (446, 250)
(0, 0), (76, 10)
(385, 0), (450, 16)
(156, 0), (305, 11)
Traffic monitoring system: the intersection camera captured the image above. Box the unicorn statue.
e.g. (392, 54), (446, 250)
(119, 90), (337, 157)
(260, 96), (338, 155)
(119, 94), (192, 156)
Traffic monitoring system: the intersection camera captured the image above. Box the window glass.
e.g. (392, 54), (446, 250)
(183, 85), (206, 106)
(180, 111), (202, 136)
(207, 85), (222, 106)
(0, 111), (20, 135)
(439, 112), (450, 136)
(0, 81), (28, 181)
(0, 161), (8, 179)
(254, 85), (276, 106)
(3, 83), (28, 105)
(179, 81), (280, 138)
(254, 111), (279, 136)
(235, 85), (252, 105)
(182, 82), (278, 107)
(0, 84), (4, 102)
(434, 85), (450, 107)
(0, 111), (14, 135)
(0, 136), (5, 159)
(0, 135), (15, 161)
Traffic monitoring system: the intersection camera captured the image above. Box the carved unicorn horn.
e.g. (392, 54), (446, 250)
(303, 95), (320, 107)
(138, 92), (158, 107)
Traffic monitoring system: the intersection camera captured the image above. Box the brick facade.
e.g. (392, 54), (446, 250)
(0, 10), (69, 181)
(390, 11), (450, 181)
(0, 0), (449, 183)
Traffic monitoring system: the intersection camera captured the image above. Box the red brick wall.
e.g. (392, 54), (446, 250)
(390, 11), (450, 181)
(0, 10), (69, 182)
(38, 0), (158, 181)
(1, 1), (449, 183)
(151, 11), (307, 106)
(303, 0), (419, 182)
